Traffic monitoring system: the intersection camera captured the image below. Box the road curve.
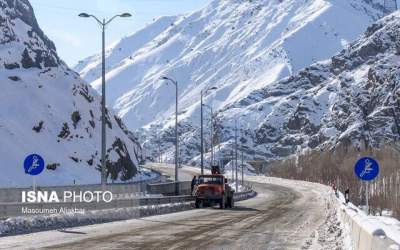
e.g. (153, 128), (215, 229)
(0, 178), (343, 250)
(48, 183), (308, 249)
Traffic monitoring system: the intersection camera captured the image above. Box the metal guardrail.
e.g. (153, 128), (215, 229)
(141, 189), (256, 204)
(139, 195), (194, 205)
(233, 190), (257, 202)
(0, 169), (257, 218)
(0, 189), (256, 218)
(0, 170), (162, 203)
(147, 181), (192, 196)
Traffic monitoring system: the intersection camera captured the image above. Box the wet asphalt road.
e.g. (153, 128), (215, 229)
(0, 165), (333, 250)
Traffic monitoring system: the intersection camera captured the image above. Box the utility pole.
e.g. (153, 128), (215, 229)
(101, 19), (106, 189)
(200, 87), (217, 174)
(231, 144), (234, 181)
(200, 90), (204, 174)
(235, 120), (238, 192)
(203, 104), (214, 166)
(79, 12), (132, 190)
(175, 77), (178, 181)
(241, 129), (244, 186)
(158, 135), (162, 163)
(160, 76), (179, 195)
(210, 106), (214, 166)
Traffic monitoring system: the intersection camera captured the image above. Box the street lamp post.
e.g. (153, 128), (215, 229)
(241, 129), (244, 186)
(201, 91), (204, 174)
(79, 12), (131, 189)
(235, 120), (238, 192)
(202, 104), (214, 166)
(231, 143), (234, 181)
(210, 107), (214, 165)
(200, 87), (217, 174)
(161, 76), (179, 194)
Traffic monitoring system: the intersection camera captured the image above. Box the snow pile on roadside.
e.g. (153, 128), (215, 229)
(112, 193), (163, 200)
(0, 202), (191, 236)
(372, 216), (400, 245)
(108, 168), (160, 185)
(228, 182), (248, 192)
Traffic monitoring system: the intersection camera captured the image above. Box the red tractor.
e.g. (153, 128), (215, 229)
(194, 165), (234, 209)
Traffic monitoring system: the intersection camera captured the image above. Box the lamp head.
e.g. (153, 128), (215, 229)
(78, 13), (90, 18)
(120, 13), (132, 18)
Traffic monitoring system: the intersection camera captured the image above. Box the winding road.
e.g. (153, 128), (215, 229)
(0, 164), (344, 249)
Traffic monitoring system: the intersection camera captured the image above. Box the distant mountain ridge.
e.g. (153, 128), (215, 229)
(74, 0), (389, 166)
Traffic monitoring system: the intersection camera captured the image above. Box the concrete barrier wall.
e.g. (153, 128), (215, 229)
(233, 190), (257, 202)
(146, 181), (191, 196)
(340, 206), (399, 250)
(146, 181), (255, 197)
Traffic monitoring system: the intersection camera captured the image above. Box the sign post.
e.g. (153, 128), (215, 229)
(354, 157), (380, 214)
(24, 154), (45, 191)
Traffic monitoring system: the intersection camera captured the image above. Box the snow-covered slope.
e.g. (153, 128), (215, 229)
(195, 11), (400, 165)
(75, 0), (382, 127)
(0, 0), (142, 187)
(75, 0), (388, 166)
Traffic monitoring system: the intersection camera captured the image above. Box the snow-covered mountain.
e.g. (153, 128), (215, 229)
(159, 11), (400, 167)
(213, 12), (400, 163)
(0, 0), (142, 187)
(75, 0), (389, 166)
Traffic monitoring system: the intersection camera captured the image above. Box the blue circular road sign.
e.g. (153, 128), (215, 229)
(24, 154), (45, 176)
(354, 157), (379, 181)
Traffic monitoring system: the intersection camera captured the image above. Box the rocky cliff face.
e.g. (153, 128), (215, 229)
(0, 0), (59, 69)
(74, 0), (399, 169)
(212, 12), (400, 164)
(143, 11), (400, 169)
(0, 0), (142, 187)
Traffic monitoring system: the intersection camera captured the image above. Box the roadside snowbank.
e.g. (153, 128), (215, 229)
(336, 192), (400, 249)
(372, 216), (400, 244)
(108, 168), (160, 185)
(228, 182), (250, 192)
(0, 202), (191, 237)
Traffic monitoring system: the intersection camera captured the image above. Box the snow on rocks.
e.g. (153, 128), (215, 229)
(0, 0), (142, 187)
(74, 0), (385, 170)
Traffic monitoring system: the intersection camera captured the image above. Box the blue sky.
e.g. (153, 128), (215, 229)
(30, 0), (211, 67)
